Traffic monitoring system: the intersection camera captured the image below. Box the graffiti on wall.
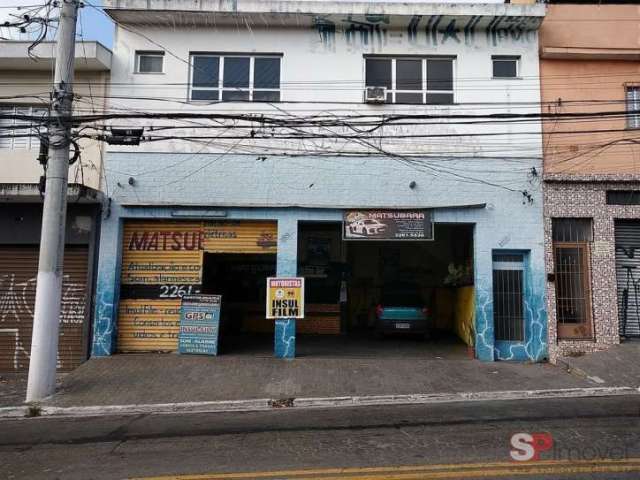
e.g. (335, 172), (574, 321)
(314, 14), (540, 52)
(0, 273), (86, 370)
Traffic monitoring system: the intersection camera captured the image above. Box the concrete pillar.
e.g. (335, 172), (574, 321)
(274, 214), (298, 358)
(473, 225), (495, 362)
(91, 214), (122, 356)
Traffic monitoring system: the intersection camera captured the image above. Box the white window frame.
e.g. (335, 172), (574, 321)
(135, 51), (165, 74)
(364, 56), (456, 105)
(0, 105), (48, 150)
(626, 85), (640, 129)
(189, 54), (282, 103)
(492, 55), (520, 79)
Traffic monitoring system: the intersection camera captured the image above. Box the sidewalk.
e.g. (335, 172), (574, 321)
(2, 337), (638, 414)
(557, 340), (640, 386)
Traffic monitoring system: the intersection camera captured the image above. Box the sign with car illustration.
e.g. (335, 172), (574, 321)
(343, 210), (434, 241)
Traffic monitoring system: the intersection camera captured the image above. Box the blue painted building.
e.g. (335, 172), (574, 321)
(94, 1), (548, 362)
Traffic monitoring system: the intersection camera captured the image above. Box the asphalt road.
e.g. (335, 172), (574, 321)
(0, 395), (639, 480)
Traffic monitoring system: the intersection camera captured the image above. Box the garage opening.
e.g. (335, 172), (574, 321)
(297, 221), (474, 358)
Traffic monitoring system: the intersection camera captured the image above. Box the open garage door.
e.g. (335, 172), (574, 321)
(297, 219), (475, 358)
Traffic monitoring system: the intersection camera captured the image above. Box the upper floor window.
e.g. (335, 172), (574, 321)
(135, 51), (164, 74)
(0, 105), (47, 150)
(190, 54), (281, 102)
(626, 86), (640, 129)
(365, 56), (454, 105)
(492, 56), (519, 79)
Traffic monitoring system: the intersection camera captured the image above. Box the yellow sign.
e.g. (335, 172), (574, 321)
(266, 277), (305, 319)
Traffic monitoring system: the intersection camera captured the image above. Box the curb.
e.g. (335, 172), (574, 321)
(1, 386), (639, 419)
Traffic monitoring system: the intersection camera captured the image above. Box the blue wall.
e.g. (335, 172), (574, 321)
(93, 153), (547, 361)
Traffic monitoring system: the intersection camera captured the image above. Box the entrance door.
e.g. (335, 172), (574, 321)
(615, 220), (640, 338)
(492, 254), (525, 342)
(554, 244), (593, 339)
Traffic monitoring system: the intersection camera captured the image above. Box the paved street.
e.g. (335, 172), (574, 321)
(1, 395), (638, 479)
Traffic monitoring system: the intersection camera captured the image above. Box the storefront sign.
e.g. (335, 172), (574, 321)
(118, 219), (276, 352)
(178, 294), (221, 355)
(343, 210), (434, 241)
(266, 277), (305, 319)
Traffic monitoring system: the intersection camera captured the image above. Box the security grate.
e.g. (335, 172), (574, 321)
(492, 254), (525, 342)
(553, 244), (592, 338)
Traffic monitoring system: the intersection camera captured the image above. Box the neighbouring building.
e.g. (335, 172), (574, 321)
(0, 41), (111, 372)
(540, 4), (640, 362)
(93, 0), (548, 362)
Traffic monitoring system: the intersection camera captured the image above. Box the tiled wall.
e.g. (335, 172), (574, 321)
(544, 178), (640, 362)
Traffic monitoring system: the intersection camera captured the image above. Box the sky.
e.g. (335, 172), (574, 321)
(0, 0), (113, 47)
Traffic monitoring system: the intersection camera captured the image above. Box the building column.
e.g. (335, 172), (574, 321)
(473, 225), (495, 362)
(91, 214), (121, 357)
(274, 214), (298, 358)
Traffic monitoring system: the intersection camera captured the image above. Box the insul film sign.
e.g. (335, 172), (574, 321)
(266, 277), (305, 319)
(343, 210), (434, 241)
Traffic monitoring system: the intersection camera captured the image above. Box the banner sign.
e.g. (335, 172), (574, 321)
(178, 294), (221, 355)
(266, 277), (305, 319)
(343, 210), (434, 241)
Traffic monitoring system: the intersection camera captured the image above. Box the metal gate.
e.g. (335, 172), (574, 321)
(614, 220), (640, 338)
(0, 246), (89, 372)
(492, 253), (525, 342)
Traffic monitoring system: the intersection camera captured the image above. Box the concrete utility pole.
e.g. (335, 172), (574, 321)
(26, 0), (80, 402)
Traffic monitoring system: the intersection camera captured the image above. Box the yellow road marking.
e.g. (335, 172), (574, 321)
(134, 458), (640, 480)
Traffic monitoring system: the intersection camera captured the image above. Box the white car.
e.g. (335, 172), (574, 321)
(349, 219), (387, 236)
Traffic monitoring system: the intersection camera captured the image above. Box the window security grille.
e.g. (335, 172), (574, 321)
(627, 86), (640, 129)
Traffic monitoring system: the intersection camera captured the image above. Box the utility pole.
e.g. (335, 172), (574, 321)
(26, 0), (80, 402)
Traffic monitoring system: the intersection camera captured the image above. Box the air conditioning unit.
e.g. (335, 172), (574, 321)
(364, 86), (387, 104)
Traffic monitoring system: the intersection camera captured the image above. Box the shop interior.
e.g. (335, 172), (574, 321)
(201, 252), (276, 353)
(199, 221), (476, 357)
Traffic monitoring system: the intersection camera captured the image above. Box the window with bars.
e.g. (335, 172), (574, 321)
(552, 219), (593, 339)
(492, 253), (525, 342)
(190, 54), (281, 102)
(627, 86), (640, 129)
(364, 56), (454, 105)
(0, 105), (47, 150)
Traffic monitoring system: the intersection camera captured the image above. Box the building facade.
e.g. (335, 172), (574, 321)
(93, 0), (548, 362)
(540, 5), (640, 362)
(0, 41), (111, 372)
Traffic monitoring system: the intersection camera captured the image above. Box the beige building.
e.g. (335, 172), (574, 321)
(0, 41), (111, 372)
(540, 5), (640, 362)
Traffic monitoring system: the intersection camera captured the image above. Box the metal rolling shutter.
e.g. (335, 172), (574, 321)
(614, 221), (640, 338)
(117, 220), (277, 352)
(202, 221), (277, 254)
(118, 221), (203, 353)
(0, 247), (89, 372)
